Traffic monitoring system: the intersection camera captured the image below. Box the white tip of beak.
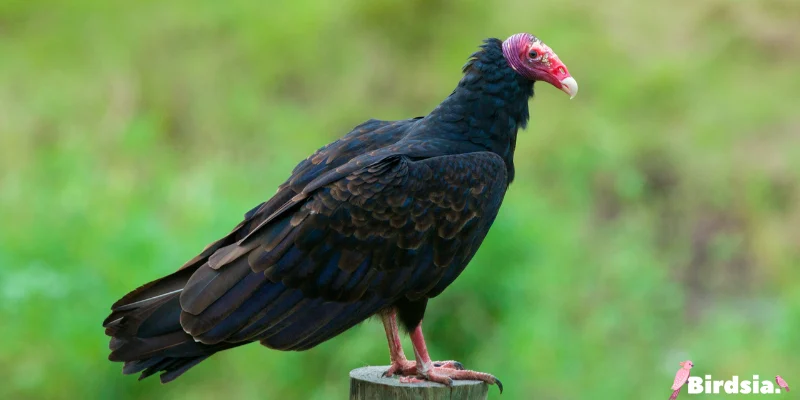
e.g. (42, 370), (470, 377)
(560, 77), (578, 99)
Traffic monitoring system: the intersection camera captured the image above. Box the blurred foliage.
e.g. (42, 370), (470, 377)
(1, 0), (799, 399)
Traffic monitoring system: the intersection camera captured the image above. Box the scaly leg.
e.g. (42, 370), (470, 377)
(380, 311), (462, 377)
(399, 323), (503, 393)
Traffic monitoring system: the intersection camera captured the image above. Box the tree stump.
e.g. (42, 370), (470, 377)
(349, 366), (489, 400)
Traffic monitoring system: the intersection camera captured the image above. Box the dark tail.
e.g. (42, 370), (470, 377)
(102, 265), (244, 383)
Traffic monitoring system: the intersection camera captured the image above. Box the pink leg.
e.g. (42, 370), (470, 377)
(380, 311), (463, 377)
(381, 310), (415, 376)
(399, 323), (503, 393)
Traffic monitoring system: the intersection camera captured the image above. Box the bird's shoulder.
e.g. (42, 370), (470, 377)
(285, 118), (421, 191)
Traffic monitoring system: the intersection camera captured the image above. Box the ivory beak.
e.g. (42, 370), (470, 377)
(560, 77), (578, 99)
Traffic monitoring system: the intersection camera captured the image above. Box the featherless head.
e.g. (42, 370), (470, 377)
(502, 33), (578, 99)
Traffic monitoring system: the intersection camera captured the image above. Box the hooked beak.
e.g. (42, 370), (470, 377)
(560, 77), (579, 99)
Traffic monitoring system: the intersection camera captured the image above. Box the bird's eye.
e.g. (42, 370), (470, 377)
(528, 50), (539, 59)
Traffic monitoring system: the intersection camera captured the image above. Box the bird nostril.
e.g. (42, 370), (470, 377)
(556, 66), (566, 75)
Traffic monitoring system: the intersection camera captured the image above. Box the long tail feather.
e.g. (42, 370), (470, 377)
(103, 265), (239, 383)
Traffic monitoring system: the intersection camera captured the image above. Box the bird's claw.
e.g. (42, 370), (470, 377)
(398, 365), (503, 394)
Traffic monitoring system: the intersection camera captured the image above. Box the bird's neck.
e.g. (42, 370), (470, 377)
(423, 39), (534, 183)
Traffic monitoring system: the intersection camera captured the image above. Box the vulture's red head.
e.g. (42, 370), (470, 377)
(502, 33), (578, 99)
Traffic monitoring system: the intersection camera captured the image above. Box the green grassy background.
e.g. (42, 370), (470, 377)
(1, 1), (799, 399)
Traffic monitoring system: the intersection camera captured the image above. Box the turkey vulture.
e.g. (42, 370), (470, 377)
(103, 33), (577, 391)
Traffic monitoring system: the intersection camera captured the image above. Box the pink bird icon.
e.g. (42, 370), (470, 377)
(669, 360), (694, 400)
(776, 375), (790, 392)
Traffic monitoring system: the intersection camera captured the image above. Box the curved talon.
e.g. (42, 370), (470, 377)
(496, 378), (503, 394)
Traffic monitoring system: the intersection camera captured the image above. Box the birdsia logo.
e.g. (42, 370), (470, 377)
(686, 375), (786, 395)
(669, 360), (790, 398)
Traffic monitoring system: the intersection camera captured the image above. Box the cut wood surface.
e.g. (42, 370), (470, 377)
(349, 366), (488, 400)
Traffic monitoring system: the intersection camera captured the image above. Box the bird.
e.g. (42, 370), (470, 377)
(669, 360), (694, 399)
(776, 375), (789, 392)
(102, 32), (578, 391)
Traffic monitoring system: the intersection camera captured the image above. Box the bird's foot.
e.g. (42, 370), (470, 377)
(383, 359), (416, 377)
(383, 360), (463, 377)
(398, 365), (503, 393)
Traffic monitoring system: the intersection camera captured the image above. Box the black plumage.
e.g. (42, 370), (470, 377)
(103, 35), (573, 384)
